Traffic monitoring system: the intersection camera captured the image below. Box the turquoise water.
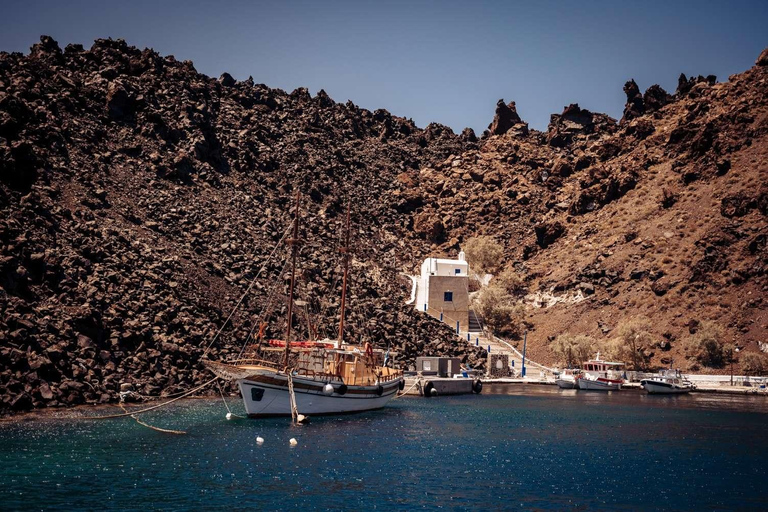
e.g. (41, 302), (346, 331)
(2, 386), (768, 511)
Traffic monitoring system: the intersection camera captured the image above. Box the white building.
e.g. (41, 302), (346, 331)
(416, 252), (471, 333)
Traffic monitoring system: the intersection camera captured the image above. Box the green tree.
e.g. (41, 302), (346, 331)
(463, 236), (504, 274)
(494, 265), (528, 297)
(740, 352), (768, 375)
(552, 333), (596, 368)
(473, 284), (524, 338)
(686, 321), (727, 368)
(613, 317), (655, 370)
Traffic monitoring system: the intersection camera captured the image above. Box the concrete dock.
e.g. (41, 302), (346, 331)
(401, 375), (768, 397)
(402, 376), (479, 396)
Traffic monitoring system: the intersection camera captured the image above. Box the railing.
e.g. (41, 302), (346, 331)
(487, 333), (556, 375)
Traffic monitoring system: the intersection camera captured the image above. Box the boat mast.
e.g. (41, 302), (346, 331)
(337, 202), (351, 347)
(284, 191), (302, 368)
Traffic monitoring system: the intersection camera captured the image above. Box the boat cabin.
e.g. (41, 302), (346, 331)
(582, 353), (624, 378)
(582, 361), (624, 373)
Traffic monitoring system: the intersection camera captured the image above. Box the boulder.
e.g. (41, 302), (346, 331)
(547, 104), (616, 147)
(106, 81), (132, 119)
(219, 72), (236, 87)
(488, 99), (523, 136)
(461, 127), (478, 142)
(756, 48), (768, 66)
(412, 211), (445, 242)
(621, 79), (644, 123)
(643, 84), (672, 113)
(534, 220), (565, 248)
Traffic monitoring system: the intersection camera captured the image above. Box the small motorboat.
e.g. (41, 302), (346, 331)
(556, 369), (581, 389)
(641, 369), (694, 394)
(576, 353), (624, 391)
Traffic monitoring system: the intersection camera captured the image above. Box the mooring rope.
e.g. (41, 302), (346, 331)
(118, 403), (187, 435)
(217, 380), (245, 419)
(394, 377), (420, 399)
(85, 377), (219, 420)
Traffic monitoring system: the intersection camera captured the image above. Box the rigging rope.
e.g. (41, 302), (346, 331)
(238, 254), (292, 359)
(202, 226), (292, 359)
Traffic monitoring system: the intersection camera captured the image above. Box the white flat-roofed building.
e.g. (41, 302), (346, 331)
(416, 251), (471, 332)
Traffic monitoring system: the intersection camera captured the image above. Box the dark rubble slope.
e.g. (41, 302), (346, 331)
(0, 36), (484, 413)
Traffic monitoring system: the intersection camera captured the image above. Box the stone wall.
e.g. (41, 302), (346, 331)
(488, 354), (511, 378)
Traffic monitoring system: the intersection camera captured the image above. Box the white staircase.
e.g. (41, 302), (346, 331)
(461, 330), (554, 381)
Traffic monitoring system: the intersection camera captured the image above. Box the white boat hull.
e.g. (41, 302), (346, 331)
(642, 380), (691, 394)
(577, 378), (621, 391)
(237, 373), (403, 417)
(556, 378), (576, 389)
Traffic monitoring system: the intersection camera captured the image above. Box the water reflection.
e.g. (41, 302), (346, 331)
(483, 383), (768, 413)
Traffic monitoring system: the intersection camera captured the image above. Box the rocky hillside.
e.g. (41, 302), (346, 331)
(1, 36), (766, 413)
(0, 36), (482, 413)
(406, 49), (768, 372)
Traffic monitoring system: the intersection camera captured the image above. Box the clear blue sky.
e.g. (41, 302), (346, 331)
(1, 0), (766, 132)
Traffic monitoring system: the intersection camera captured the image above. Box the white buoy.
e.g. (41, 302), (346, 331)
(323, 383), (334, 396)
(226, 412), (233, 420)
(256, 436), (264, 444)
(289, 438), (298, 446)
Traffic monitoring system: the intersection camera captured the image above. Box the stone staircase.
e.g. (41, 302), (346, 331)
(468, 310), (483, 332)
(462, 328), (553, 381)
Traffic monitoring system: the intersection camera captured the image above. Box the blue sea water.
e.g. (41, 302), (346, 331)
(2, 385), (768, 511)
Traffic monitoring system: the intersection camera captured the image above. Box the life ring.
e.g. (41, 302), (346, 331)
(472, 380), (483, 394)
(375, 385), (384, 396)
(335, 384), (348, 396)
(398, 379), (405, 391)
(423, 381), (434, 397)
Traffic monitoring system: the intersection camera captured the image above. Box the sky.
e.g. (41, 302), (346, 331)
(1, 0), (767, 133)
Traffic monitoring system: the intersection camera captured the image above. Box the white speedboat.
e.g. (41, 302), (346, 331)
(556, 369), (581, 389)
(641, 369), (693, 394)
(576, 353), (624, 391)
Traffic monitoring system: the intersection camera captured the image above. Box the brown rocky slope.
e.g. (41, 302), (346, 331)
(408, 48), (768, 373)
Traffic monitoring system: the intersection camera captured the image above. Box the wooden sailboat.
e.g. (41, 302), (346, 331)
(204, 192), (404, 417)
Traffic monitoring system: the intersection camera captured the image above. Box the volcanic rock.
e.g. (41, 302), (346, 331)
(488, 99), (523, 136)
(2, 34), (767, 413)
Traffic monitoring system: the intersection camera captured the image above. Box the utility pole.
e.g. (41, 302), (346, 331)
(730, 351), (734, 386)
(521, 330), (527, 378)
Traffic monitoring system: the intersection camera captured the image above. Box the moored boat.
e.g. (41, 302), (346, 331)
(641, 369), (694, 394)
(205, 194), (404, 418)
(556, 369), (581, 389)
(576, 353), (624, 391)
